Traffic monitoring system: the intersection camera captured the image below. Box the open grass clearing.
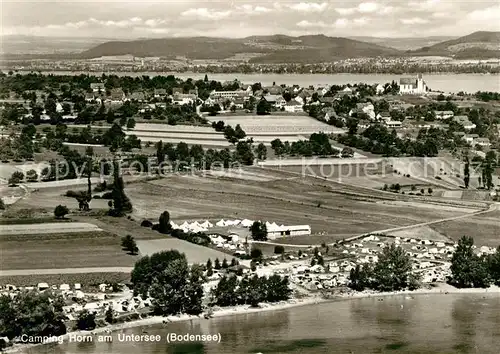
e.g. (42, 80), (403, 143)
(0, 231), (138, 270)
(429, 210), (500, 247)
(136, 238), (232, 264)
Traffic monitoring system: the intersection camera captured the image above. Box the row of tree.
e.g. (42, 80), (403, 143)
(270, 133), (343, 157)
(211, 274), (291, 307)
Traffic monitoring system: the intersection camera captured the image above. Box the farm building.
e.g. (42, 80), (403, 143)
(266, 223), (311, 240)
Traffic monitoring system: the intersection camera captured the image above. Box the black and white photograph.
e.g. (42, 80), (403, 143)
(0, 1), (499, 353)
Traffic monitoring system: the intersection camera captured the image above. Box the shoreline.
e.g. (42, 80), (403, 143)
(5, 283), (500, 353)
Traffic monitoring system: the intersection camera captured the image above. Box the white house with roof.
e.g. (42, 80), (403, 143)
(284, 99), (303, 113)
(434, 110), (454, 120)
(263, 94), (286, 109)
(90, 83), (105, 93)
(399, 74), (427, 95)
(265, 222), (311, 240)
(453, 116), (476, 130)
(375, 84), (385, 95)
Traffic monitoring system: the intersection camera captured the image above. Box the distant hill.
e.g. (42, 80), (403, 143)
(0, 35), (115, 55)
(349, 36), (456, 51)
(79, 35), (402, 63)
(409, 31), (500, 59)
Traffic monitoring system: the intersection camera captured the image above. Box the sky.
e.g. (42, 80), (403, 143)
(1, 0), (499, 39)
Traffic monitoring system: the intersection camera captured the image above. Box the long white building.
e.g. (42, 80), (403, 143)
(265, 222), (311, 240)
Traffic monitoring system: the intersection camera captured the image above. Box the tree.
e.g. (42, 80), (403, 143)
(450, 236), (490, 288)
(54, 205), (69, 219)
(105, 306), (114, 324)
(126, 118), (136, 130)
(222, 258), (229, 269)
(131, 249), (186, 298)
(487, 247), (500, 286)
(250, 248), (263, 261)
(158, 210), (172, 234)
(256, 143), (267, 160)
(149, 255), (203, 316)
(121, 235), (139, 255)
(108, 161), (133, 216)
(76, 310), (96, 330)
(428, 187), (433, 194)
(25, 169), (38, 182)
(235, 139), (255, 165)
(481, 156), (494, 190)
(250, 221), (267, 241)
(346, 118), (358, 135)
(371, 244), (416, 291)
(234, 124), (246, 140)
(341, 147), (354, 158)
(274, 245), (285, 254)
(256, 98), (271, 115)
(223, 125), (238, 144)
(8, 171), (24, 186)
(214, 258), (221, 270)
(0, 291), (66, 340)
(206, 259), (213, 276)
(464, 159), (470, 189)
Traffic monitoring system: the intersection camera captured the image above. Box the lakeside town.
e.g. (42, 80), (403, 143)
(0, 69), (499, 351)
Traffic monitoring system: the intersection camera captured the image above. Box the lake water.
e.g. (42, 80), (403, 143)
(24, 72), (500, 94)
(26, 293), (500, 354)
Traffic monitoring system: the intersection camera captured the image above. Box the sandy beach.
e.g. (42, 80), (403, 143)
(5, 283), (500, 353)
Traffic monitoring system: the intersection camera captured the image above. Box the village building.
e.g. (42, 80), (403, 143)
(434, 110), (454, 120)
(263, 94), (286, 109)
(284, 99), (303, 113)
(375, 83), (385, 95)
(350, 102), (375, 120)
(210, 90), (250, 100)
(90, 83), (105, 93)
(265, 224), (311, 240)
(453, 115), (476, 130)
(153, 88), (167, 98)
(384, 120), (403, 128)
(399, 74), (427, 95)
(107, 88), (125, 103)
(474, 137), (491, 148)
(172, 93), (196, 105)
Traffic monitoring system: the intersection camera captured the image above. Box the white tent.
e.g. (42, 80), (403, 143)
(240, 219), (253, 227)
(232, 219), (241, 225)
(170, 222), (179, 229)
(216, 219), (226, 227)
(200, 220), (213, 228)
(180, 221), (190, 229)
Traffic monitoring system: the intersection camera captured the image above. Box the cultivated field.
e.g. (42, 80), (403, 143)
(126, 123), (230, 147)
(0, 231), (138, 270)
(0, 222), (102, 235)
(213, 115), (345, 135)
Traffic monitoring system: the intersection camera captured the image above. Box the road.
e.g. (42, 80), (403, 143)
(0, 267), (133, 277)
